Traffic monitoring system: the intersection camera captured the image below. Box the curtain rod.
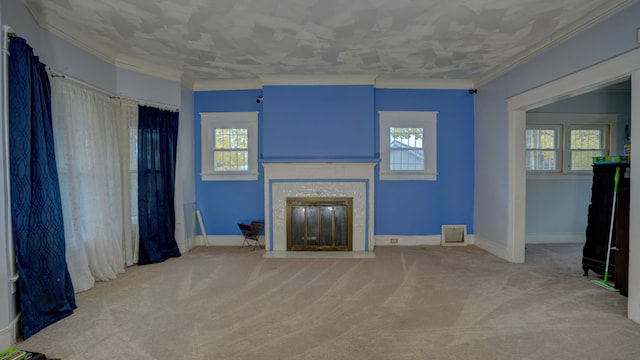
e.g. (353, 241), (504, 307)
(109, 94), (179, 113)
(49, 71), (180, 112)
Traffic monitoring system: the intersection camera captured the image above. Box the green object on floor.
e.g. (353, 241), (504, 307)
(591, 167), (620, 292)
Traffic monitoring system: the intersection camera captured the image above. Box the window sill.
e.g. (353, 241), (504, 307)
(379, 172), (437, 181)
(201, 172), (259, 181)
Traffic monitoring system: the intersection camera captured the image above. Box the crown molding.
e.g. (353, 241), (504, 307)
(476, 0), (638, 86)
(25, 3), (183, 84)
(115, 54), (182, 82)
(193, 78), (263, 91)
(259, 74), (376, 86)
(30, 16), (117, 65)
(374, 78), (475, 90)
(192, 76), (478, 91)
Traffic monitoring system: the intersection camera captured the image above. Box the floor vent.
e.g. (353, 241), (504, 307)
(441, 225), (468, 246)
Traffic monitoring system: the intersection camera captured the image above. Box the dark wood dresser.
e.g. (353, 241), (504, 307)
(582, 163), (630, 296)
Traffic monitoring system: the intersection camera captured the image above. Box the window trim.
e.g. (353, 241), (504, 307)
(201, 112), (258, 181)
(566, 123), (610, 172)
(525, 124), (562, 173)
(526, 113), (616, 178)
(379, 111), (438, 181)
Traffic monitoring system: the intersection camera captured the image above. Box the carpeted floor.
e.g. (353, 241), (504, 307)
(16, 244), (640, 359)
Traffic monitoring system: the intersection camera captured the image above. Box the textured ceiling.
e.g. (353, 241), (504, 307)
(23, 0), (634, 84)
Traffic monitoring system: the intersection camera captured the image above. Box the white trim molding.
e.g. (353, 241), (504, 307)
(379, 111), (438, 181)
(200, 112), (259, 181)
(0, 314), (20, 350)
(259, 74), (376, 86)
(193, 79), (263, 91)
(115, 54), (183, 82)
(375, 78), (475, 90)
(525, 232), (584, 244)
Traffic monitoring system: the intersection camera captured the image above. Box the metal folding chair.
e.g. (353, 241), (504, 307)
(238, 221), (264, 250)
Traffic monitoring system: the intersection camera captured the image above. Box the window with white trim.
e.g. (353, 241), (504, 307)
(568, 124), (608, 171)
(526, 113), (615, 175)
(379, 111), (437, 181)
(525, 125), (561, 171)
(201, 112), (258, 181)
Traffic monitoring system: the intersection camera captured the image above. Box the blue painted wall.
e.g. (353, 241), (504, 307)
(375, 89), (475, 235)
(194, 86), (475, 236)
(194, 89), (265, 235)
(262, 85), (375, 160)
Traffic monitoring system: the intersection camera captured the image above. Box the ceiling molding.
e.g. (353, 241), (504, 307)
(25, 2), (184, 83)
(24, 0), (636, 89)
(259, 74), (376, 86)
(193, 79), (263, 91)
(26, 9), (117, 65)
(375, 78), (475, 90)
(477, 0), (638, 86)
(115, 54), (183, 82)
(193, 76), (477, 91)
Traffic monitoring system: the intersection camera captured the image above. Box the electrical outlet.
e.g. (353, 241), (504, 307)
(390, 237), (398, 244)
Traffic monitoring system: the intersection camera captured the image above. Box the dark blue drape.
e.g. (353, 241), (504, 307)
(9, 37), (76, 339)
(137, 105), (181, 264)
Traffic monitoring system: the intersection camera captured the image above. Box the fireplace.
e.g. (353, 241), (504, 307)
(262, 162), (375, 253)
(287, 197), (353, 251)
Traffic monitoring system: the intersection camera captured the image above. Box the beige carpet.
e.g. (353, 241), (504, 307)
(16, 244), (640, 359)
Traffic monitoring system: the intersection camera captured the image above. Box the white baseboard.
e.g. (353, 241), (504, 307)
(200, 234), (477, 248)
(473, 235), (513, 262)
(178, 235), (199, 253)
(198, 235), (248, 247)
(526, 232), (584, 244)
(0, 314), (20, 350)
(374, 235), (440, 246)
(373, 234), (475, 246)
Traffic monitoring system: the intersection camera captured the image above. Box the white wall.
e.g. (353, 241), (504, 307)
(628, 69), (640, 322)
(175, 84), (196, 252)
(0, 0), (196, 344)
(474, 2), (640, 258)
(525, 178), (591, 243)
(115, 67), (180, 107)
(525, 87), (631, 243)
(0, 2), (19, 350)
(475, 2), (640, 323)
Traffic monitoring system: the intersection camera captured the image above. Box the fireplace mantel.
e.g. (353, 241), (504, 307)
(262, 162), (376, 254)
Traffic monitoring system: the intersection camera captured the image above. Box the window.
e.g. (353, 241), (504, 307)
(201, 112), (258, 181)
(526, 125), (561, 171)
(568, 125), (608, 171)
(379, 111), (437, 181)
(526, 113), (614, 175)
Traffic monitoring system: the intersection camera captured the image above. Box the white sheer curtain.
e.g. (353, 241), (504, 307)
(119, 100), (139, 266)
(52, 78), (133, 292)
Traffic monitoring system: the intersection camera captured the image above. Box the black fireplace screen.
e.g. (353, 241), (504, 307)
(287, 197), (352, 251)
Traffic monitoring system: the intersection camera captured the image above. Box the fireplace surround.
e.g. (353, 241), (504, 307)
(287, 197), (353, 251)
(262, 162), (376, 254)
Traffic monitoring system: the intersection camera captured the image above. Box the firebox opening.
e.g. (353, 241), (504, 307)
(286, 197), (353, 251)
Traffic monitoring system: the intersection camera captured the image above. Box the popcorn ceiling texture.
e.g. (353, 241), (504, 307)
(23, 0), (628, 82)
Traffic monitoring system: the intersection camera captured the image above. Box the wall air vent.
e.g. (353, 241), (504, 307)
(441, 225), (468, 246)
